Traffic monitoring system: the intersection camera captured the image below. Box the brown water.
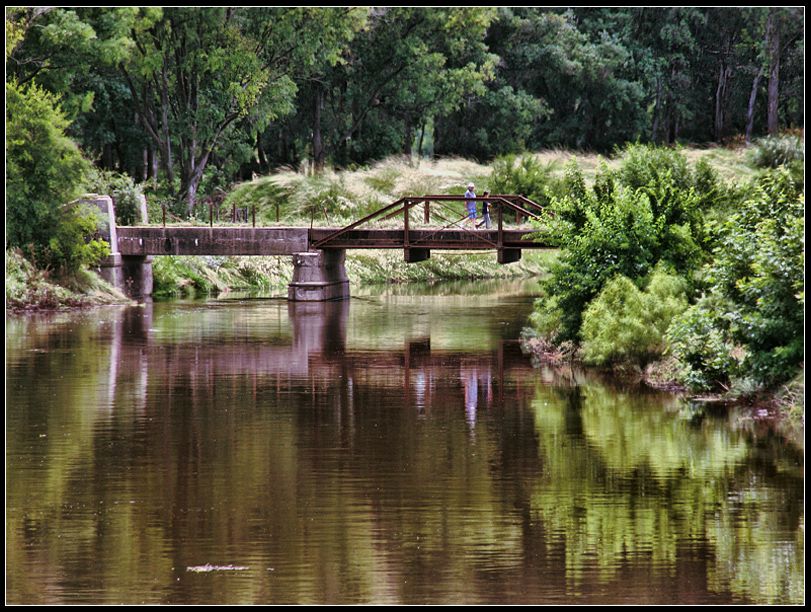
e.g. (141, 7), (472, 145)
(5, 281), (804, 604)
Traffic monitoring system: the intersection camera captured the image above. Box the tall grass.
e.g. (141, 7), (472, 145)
(224, 156), (493, 226)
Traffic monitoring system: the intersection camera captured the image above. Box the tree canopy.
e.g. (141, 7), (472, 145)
(5, 7), (805, 212)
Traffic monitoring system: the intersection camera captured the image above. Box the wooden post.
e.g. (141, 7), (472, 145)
(423, 199), (430, 224)
(232, 203), (236, 223)
(498, 200), (503, 250)
(209, 202), (213, 227)
(252, 205), (256, 227)
(404, 199), (410, 252)
(162, 204), (166, 228)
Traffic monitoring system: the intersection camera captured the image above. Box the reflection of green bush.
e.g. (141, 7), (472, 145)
(528, 380), (803, 602)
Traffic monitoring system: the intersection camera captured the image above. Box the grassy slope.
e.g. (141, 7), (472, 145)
(6, 249), (132, 311)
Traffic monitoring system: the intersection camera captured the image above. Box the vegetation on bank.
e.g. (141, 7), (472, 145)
(6, 249), (130, 311)
(522, 139), (804, 419)
(150, 250), (557, 299)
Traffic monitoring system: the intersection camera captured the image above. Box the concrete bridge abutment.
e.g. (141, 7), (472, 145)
(288, 250), (350, 302)
(86, 194), (155, 301)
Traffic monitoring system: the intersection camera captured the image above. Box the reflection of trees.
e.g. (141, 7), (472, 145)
(7, 304), (542, 604)
(530, 382), (804, 603)
(6, 300), (803, 604)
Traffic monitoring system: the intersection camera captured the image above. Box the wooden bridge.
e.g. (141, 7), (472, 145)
(97, 194), (553, 301)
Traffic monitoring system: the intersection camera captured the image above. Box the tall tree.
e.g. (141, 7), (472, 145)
(120, 7), (364, 212)
(303, 7), (497, 168)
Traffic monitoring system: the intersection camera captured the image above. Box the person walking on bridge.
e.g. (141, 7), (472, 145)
(476, 191), (492, 229)
(464, 182), (477, 227)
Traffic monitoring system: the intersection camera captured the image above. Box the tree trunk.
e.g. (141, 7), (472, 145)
(160, 66), (174, 182)
(745, 68), (763, 144)
(417, 120), (426, 165)
(102, 143), (114, 170)
(256, 132), (268, 173)
(403, 118), (413, 159)
(150, 146), (159, 186)
(651, 78), (663, 143)
(142, 147), (149, 182)
(312, 83), (325, 173)
(766, 10), (781, 135)
(714, 63), (732, 142)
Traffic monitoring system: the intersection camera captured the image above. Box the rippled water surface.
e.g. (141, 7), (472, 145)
(6, 281), (804, 604)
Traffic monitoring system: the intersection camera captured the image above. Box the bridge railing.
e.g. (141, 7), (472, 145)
(311, 194), (545, 252)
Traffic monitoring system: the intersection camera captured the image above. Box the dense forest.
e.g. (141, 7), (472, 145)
(6, 6), (805, 213)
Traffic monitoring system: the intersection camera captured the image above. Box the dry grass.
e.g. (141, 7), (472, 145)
(529, 144), (754, 185)
(224, 144), (760, 227)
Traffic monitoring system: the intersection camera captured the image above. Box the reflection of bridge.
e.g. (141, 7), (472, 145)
(92, 195), (552, 301)
(111, 300), (537, 418)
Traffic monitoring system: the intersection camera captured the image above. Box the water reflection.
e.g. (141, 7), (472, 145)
(5, 289), (804, 605)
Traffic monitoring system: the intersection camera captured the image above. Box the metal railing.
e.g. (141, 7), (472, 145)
(311, 194), (544, 251)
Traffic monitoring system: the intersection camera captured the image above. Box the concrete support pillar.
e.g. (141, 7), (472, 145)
(85, 193), (154, 301)
(498, 248), (522, 264)
(120, 255), (154, 301)
(288, 250), (350, 302)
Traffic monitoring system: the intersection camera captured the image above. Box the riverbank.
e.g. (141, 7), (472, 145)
(151, 249), (557, 299)
(520, 331), (805, 448)
(5, 247), (556, 306)
(5, 249), (133, 312)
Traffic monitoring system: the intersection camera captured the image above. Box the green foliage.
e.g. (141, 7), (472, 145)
(6, 79), (108, 273)
(581, 266), (689, 367)
(222, 176), (292, 223)
(85, 168), (145, 225)
(749, 135), (804, 169)
(669, 168), (804, 390)
(6, 248), (124, 310)
(532, 149), (708, 344)
(617, 143), (693, 193)
(748, 135), (804, 184)
(488, 154), (563, 207)
(667, 295), (743, 391)
(436, 85), (549, 160)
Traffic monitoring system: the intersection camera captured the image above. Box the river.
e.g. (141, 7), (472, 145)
(5, 280), (804, 604)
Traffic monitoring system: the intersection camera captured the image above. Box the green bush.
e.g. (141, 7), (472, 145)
(667, 295), (743, 391)
(581, 266), (688, 367)
(6, 79), (105, 274)
(749, 135), (804, 186)
(616, 143), (693, 193)
(532, 157), (706, 344)
(668, 168), (804, 390)
(749, 135), (804, 169)
(85, 168), (144, 225)
(488, 154), (563, 207)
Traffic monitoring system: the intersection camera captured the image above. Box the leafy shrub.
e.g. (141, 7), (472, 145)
(532, 158), (706, 343)
(668, 168), (804, 390)
(581, 266), (688, 367)
(749, 135), (804, 186)
(85, 168), (145, 225)
(616, 143), (693, 193)
(6, 79), (105, 273)
(667, 295), (743, 391)
(489, 154), (563, 207)
(749, 135), (804, 169)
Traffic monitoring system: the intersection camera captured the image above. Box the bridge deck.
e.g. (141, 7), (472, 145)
(116, 226), (552, 256)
